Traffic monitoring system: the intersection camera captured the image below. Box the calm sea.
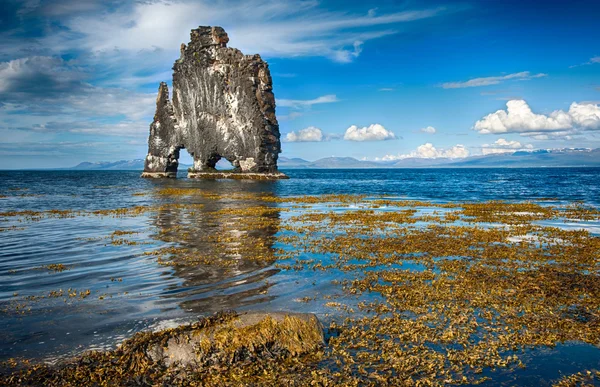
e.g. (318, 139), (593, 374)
(1, 168), (599, 385)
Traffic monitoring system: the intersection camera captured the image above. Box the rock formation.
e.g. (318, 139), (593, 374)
(141, 26), (286, 179)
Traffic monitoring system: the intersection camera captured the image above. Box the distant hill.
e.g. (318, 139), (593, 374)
(447, 148), (600, 168)
(70, 159), (193, 170)
(70, 160), (147, 170)
(277, 149), (600, 169)
(278, 156), (312, 168)
(306, 157), (381, 169)
(289, 149), (600, 169)
(68, 148), (600, 171)
(391, 157), (456, 168)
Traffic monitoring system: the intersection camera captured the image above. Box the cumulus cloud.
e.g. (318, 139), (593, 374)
(485, 138), (527, 149)
(278, 95), (338, 109)
(344, 124), (396, 141)
(285, 126), (325, 142)
(481, 138), (533, 155)
(376, 143), (469, 160)
(413, 143), (469, 158)
(473, 99), (600, 139)
(441, 71), (546, 89)
(420, 126), (436, 134)
(569, 102), (600, 129)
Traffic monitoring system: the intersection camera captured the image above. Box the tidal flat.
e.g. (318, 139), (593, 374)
(0, 169), (599, 386)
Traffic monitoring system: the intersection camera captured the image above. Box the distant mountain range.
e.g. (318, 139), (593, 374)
(70, 160), (150, 170)
(279, 148), (600, 168)
(434, 148), (600, 168)
(69, 148), (600, 170)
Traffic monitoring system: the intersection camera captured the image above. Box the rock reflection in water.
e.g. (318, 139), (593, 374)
(148, 187), (282, 314)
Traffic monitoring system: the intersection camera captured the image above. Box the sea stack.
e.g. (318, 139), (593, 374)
(141, 26), (287, 179)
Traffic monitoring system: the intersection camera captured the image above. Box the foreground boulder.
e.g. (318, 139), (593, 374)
(148, 311), (324, 367)
(141, 26), (287, 179)
(0, 311), (323, 386)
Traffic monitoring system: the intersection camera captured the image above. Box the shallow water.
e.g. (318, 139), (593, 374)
(1, 168), (599, 385)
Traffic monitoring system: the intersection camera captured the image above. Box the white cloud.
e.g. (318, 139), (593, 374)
(344, 124), (396, 141)
(0, 56), (85, 95)
(3, 118), (151, 138)
(0, 55), (155, 138)
(486, 138), (526, 148)
(53, 0), (447, 64)
(331, 41), (363, 63)
(377, 143), (469, 160)
(378, 88), (394, 92)
(1, 85), (155, 130)
(523, 131), (577, 141)
(414, 143), (469, 158)
(285, 126), (324, 142)
(0, 141), (107, 157)
(56, 87), (155, 121)
(420, 126), (436, 134)
(278, 111), (303, 121)
(278, 94), (338, 109)
(61, 121), (149, 137)
(0, 55), (155, 120)
(473, 100), (600, 138)
(568, 102), (600, 129)
(481, 138), (534, 155)
(570, 56), (600, 68)
(441, 71), (547, 89)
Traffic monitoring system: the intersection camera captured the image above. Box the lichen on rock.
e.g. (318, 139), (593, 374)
(141, 26), (285, 179)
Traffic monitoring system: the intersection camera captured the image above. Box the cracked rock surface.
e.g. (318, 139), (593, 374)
(142, 26), (282, 177)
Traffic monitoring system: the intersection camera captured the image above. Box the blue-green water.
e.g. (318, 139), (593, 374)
(0, 168), (599, 385)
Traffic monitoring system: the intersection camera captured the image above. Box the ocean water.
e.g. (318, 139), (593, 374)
(0, 168), (599, 385)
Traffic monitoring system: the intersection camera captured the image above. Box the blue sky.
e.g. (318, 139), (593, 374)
(0, 0), (599, 168)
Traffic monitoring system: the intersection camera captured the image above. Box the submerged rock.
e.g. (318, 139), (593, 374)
(141, 26), (286, 179)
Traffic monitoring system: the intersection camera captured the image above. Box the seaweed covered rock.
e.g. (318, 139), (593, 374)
(147, 312), (324, 367)
(0, 312), (324, 386)
(141, 26), (286, 179)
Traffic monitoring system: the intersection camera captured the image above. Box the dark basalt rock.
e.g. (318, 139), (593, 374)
(142, 26), (285, 179)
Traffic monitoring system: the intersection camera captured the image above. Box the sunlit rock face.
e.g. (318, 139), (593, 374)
(142, 26), (282, 178)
